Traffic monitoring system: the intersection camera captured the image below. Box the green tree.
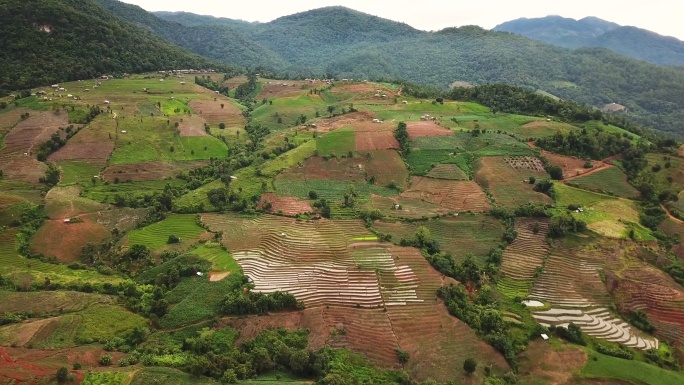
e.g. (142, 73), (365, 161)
(415, 226), (431, 247)
(463, 357), (477, 374)
(220, 369), (238, 384)
(56, 366), (69, 383)
(219, 123), (226, 129)
(99, 354), (112, 366)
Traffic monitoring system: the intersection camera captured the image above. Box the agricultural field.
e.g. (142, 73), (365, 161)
(1, 74), (680, 385)
(125, 214), (205, 250)
(373, 215), (504, 264)
(474, 156), (553, 208)
(566, 166), (639, 198)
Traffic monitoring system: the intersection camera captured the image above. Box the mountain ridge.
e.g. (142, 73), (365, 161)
(494, 15), (684, 66)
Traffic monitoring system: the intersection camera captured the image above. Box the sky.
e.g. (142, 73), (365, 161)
(121, 0), (684, 40)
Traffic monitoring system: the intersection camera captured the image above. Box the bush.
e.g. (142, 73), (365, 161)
(308, 191), (318, 199)
(547, 165), (563, 180)
(56, 366), (69, 383)
(396, 349), (409, 364)
(463, 357), (477, 374)
(595, 343), (633, 359)
(555, 323), (585, 345)
(167, 234), (180, 244)
(99, 354), (112, 366)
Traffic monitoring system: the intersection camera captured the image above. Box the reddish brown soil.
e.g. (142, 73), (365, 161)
(177, 115), (208, 137)
(188, 99), (245, 126)
(406, 121), (454, 139)
(401, 177), (492, 212)
(277, 150), (408, 189)
(0, 346), (120, 384)
(355, 130), (399, 151)
(0, 112), (70, 183)
(679, 145), (684, 157)
(31, 214), (110, 262)
(48, 142), (115, 162)
(542, 150), (604, 179)
(102, 160), (208, 182)
(259, 193), (314, 216)
(561, 164), (614, 183)
(517, 340), (587, 385)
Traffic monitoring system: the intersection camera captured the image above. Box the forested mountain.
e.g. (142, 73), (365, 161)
(6, 1), (684, 137)
(0, 0), (225, 92)
(494, 16), (684, 67)
(150, 8), (684, 137)
(97, 0), (290, 70)
(493, 16), (620, 48)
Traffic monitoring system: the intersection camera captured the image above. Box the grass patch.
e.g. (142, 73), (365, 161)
(260, 139), (316, 177)
(82, 372), (126, 385)
(77, 304), (147, 343)
(160, 275), (242, 329)
(131, 367), (216, 385)
(567, 167), (639, 198)
(190, 242), (241, 273)
(316, 128), (355, 157)
(126, 214), (204, 250)
(406, 149), (453, 175)
(580, 351), (684, 385)
(83, 179), (186, 204)
(58, 161), (104, 185)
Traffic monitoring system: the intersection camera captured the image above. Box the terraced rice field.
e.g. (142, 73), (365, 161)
(202, 214), (404, 308)
(126, 214), (205, 250)
(497, 218), (550, 298)
(606, 262), (684, 346)
(401, 177), (491, 212)
(567, 166), (639, 198)
(529, 249), (612, 308)
(532, 307), (658, 350)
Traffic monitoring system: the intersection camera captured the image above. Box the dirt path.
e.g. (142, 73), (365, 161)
(661, 204), (683, 224)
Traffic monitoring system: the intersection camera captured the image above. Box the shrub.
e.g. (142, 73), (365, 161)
(396, 349), (409, 364)
(56, 367), (69, 383)
(99, 354), (112, 366)
(463, 358), (477, 374)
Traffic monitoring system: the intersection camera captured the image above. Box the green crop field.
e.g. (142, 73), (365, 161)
(131, 367), (217, 385)
(159, 99), (193, 115)
(260, 139), (316, 177)
(173, 179), (224, 212)
(406, 149), (454, 175)
(161, 276), (241, 328)
(108, 116), (227, 164)
(413, 136), (464, 151)
(126, 214), (204, 250)
(316, 128), (355, 157)
(58, 161), (104, 185)
(580, 351), (684, 385)
(567, 167), (639, 198)
(365, 101), (489, 122)
(82, 372), (126, 385)
(76, 304), (147, 343)
(190, 242), (241, 273)
(84, 179), (187, 204)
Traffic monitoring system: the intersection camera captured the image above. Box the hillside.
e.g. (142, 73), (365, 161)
(494, 16), (684, 67)
(97, 0), (290, 70)
(0, 73), (683, 385)
(0, 0), (225, 92)
(150, 8), (684, 137)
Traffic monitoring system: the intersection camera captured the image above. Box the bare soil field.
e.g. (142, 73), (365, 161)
(256, 80), (310, 99)
(314, 111), (378, 132)
(102, 160), (208, 182)
(406, 121), (454, 140)
(517, 340), (587, 385)
(542, 150), (604, 179)
(0, 108), (31, 135)
(278, 150), (408, 189)
(188, 98), (245, 126)
(475, 156), (553, 208)
(177, 114), (208, 137)
(31, 214), (110, 262)
(0, 112), (69, 183)
(49, 142), (115, 163)
(401, 177), (491, 212)
(355, 129), (399, 151)
(504, 156), (545, 172)
(258, 193), (313, 216)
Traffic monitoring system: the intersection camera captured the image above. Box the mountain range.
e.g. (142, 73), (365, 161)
(494, 15), (684, 67)
(3, 0), (684, 137)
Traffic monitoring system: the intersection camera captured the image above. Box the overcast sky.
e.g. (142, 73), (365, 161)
(121, 0), (684, 40)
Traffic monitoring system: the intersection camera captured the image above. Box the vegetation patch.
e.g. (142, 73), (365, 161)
(316, 128), (355, 157)
(126, 214), (205, 250)
(566, 166), (639, 198)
